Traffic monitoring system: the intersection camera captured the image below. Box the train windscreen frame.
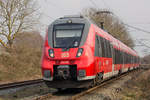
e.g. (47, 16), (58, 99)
(53, 24), (84, 48)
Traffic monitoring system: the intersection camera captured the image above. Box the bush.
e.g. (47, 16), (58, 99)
(0, 32), (43, 83)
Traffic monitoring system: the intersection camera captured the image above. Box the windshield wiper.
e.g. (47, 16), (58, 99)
(63, 38), (77, 51)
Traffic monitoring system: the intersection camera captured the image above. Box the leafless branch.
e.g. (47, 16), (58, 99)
(0, 0), (39, 48)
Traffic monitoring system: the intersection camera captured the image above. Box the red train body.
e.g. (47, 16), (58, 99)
(41, 16), (140, 89)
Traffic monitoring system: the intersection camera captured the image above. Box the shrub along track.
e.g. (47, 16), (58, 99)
(33, 68), (144, 100)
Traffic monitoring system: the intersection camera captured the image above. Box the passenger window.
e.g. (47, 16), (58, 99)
(105, 39), (109, 57)
(108, 41), (112, 58)
(98, 37), (102, 57)
(94, 35), (99, 57)
(100, 37), (105, 57)
(95, 35), (103, 57)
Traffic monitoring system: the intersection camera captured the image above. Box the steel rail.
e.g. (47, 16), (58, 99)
(0, 79), (43, 90)
(140, 64), (150, 66)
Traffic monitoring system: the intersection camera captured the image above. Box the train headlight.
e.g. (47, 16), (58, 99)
(79, 70), (86, 77)
(44, 70), (51, 78)
(48, 49), (54, 58)
(76, 48), (83, 57)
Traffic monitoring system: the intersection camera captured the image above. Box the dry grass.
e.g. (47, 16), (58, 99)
(120, 69), (150, 100)
(0, 32), (43, 84)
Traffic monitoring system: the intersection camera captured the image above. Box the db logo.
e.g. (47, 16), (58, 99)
(61, 52), (69, 58)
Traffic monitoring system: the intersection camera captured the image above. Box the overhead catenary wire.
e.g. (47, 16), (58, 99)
(124, 23), (150, 34)
(96, 0), (150, 36)
(135, 39), (150, 48)
(100, 0), (111, 10)
(43, 0), (66, 16)
(44, 0), (65, 12)
(89, 0), (99, 8)
(42, 13), (55, 20)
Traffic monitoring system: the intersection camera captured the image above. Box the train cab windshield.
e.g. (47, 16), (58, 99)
(53, 24), (84, 48)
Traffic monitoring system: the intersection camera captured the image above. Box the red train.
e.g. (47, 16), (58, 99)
(41, 15), (140, 89)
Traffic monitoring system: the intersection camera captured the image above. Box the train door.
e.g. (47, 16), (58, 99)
(99, 37), (113, 79)
(95, 35), (102, 74)
(110, 43), (115, 76)
(105, 40), (112, 74)
(99, 37), (107, 74)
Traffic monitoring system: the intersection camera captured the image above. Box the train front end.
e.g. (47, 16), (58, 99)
(41, 16), (95, 88)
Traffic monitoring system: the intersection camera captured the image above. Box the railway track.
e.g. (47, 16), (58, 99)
(33, 68), (143, 100)
(0, 79), (43, 90)
(69, 69), (142, 100)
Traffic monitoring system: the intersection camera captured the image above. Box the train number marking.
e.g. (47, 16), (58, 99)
(61, 52), (69, 58)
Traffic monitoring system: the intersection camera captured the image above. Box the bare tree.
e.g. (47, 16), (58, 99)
(0, 0), (39, 49)
(82, 8), (134, 48)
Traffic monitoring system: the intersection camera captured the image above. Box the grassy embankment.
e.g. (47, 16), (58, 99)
(0, 32), (43, 84)
(120, 69), (150, 100)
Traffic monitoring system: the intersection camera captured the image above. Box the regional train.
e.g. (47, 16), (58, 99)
(41, 15), (140, 89)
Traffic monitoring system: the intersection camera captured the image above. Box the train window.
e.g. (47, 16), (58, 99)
(95, 35), (102, 57)
(100, 37), (105, 57)
(126, 53), (128, 64)
(124, 53), (126, 64)
(127, 54), (128, 63)
(117, 50), (119, 63)
(112, 47), (115, 63)
(131, 55), (132, 63)
(128, 54), (130, 63)
(128, 54), (129, 63)
(105, 40), (111, 58)
(130, 55), (131, 63)
(116, 49), (118, 64)
(108, 42), (112, 58)
(114, 48), (117, 64)
(135, 57), (137, 63)
(119, 51), (122, 64)
(105, 39), (109, 57)
(127, 54), (129, 63)
(118, 50), (121, 64)
(53, 24), (84, 48)
(94, 35), (99, 57)
(95, 35), (100, 57)
(113, 48), (125, 64)
(132, 56), (134, 64)
(108, 41), (112, 58)
(125, 53), (128, 64)
(103, 38), (107, 57)
(98, 36), (102, 57)
(99, 36), (112, 58)
(122, 52), (125, 64)
(117, 50), (120, 64)
(114, 49), (117, 64)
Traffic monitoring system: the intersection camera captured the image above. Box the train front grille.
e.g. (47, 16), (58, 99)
(53, 65), (77, 80)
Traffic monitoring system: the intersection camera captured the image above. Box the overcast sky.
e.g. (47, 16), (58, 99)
(37, 0), (150, 56)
